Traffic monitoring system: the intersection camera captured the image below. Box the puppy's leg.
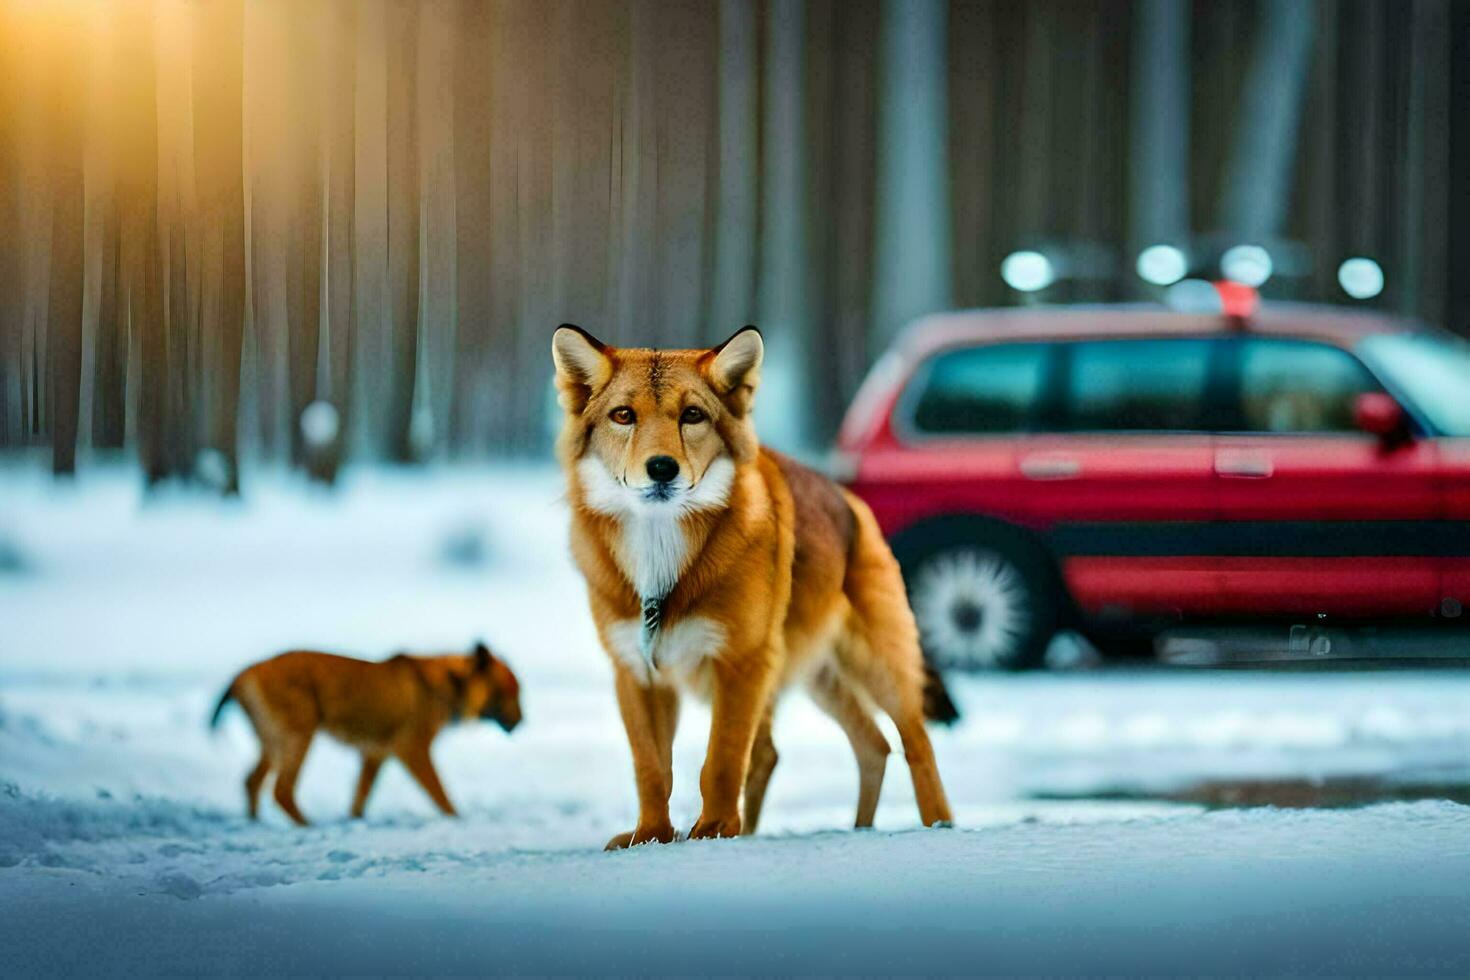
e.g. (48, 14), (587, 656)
(397, 742), (457, 817)
(271, 733), (314, 827)
(690, 655), (775, 840)
(244, 754), (271, 820)
(350, 752), (385, 819)
(740, 705), (778, 836)
(808, 664), (890, 829)
(606, 666), (679, 850)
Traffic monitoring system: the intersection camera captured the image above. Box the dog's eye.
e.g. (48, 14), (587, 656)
(680, 406), (706, 425)
(609, 407), (635, 425)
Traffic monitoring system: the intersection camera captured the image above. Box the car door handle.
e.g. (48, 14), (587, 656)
(1020, 455), (1082, 480)
(1216, 452), (1274, 478)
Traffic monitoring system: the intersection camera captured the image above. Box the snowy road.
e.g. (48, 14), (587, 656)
(5, 466), (1470, 975)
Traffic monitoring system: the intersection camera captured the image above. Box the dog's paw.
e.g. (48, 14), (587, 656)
(604, 821), (675, 851)
(687, 812), (741, 841)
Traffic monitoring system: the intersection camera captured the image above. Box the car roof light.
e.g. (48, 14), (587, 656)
(1214, 280), (1258, 326)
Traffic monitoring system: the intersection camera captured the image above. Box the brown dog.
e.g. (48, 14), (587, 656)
(552, 324), (953, 849)
(210, 643), (521, 825)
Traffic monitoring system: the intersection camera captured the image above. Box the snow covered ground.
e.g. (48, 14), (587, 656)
(5, 464), (1470, 975)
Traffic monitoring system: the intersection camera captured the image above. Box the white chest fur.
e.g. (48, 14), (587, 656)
(576, 455), (734, 602)
(616, 509), (689, 602)
(607, 616), (726, 685)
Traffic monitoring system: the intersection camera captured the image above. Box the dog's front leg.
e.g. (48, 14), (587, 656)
(690, 656), (775, 840)
(606, 664), (679, 850)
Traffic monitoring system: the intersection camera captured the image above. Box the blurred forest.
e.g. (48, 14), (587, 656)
(0, 0), (1465, 486)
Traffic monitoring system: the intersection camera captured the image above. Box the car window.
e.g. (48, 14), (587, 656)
(1358, 332), (1470, 437)
(910, 343), (1049, 435)
(1063, 339), (1213, 431)
(1237, 338), (1380, 433)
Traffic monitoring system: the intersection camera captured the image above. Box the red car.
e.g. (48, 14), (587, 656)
(836, 302), (1470, 670)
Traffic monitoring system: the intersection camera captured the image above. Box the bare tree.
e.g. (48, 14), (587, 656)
(113, 2), (169, 484)
(1221, 0), (1315, 242)
(320, 0), (358, 481)
(43, 8), (86, 474)
(451, 0), (495, 455)
(193, 0), (247, 492)
(0, 2), (15, 445)
(807, 0), (882, 439)
(873, 0), (951, 346)
(282, 2), (325, 468)
(707, 0), (759, 342)
(758, 0), (815, 449)
(385, 0), (420, 462)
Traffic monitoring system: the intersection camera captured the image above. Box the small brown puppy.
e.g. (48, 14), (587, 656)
(210, 643), (522, 825)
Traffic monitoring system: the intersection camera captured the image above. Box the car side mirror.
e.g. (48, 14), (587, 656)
(1353, 392), (1409, 443)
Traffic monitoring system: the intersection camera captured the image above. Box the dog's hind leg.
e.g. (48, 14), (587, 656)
(841, 618), (951, 827)
(808, 662), (890, 829)
(350, 752), (385, 819)
(244, 754), (271, 820)
(270, 734), (314, 826)
(741, 705), (778, 836)
(839, 499), (953, 828)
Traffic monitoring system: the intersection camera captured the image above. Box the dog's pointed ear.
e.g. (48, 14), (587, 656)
(703, 326), (763, 416)
(552, 324), (614, 413)
(473, 642), (493, 671)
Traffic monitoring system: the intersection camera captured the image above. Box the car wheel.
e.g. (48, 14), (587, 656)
(901, 536), (1059, 672)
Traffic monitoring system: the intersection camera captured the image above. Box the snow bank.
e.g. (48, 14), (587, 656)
(7, 801), (1470, 975)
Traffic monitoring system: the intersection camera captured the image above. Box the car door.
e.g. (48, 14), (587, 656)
(1210, 336), (1440, 617)
(1022, 337), (1223, 618)
(1441, 438), (1470, 616)
(1356, 330), (1470, 618)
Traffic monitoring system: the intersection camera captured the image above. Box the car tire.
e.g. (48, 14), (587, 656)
(894, 521), (1061, 672)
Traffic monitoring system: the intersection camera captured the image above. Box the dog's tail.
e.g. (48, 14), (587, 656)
(921, 663), (961, 726)
(208, 679), (239, 731)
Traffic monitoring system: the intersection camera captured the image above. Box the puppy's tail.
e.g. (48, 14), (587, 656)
(921, 663), (961, 726)
(208, 679), (238, 731)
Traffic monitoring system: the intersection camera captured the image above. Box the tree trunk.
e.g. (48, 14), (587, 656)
(44, 8), (86, 475)
(0, 1), (15, 446)
(321, 0), (357, 480)
(483, 1), (528, 454)
(1130, 0), (1191, 273)
(873, 0), (951, 341)
(418, 5), (457, 465)
(807, 0), (881, 442)
(452, 0), (496, 455)
(283, 3), (325, 469)
(193, 0), (247, 492)
(350, 0), (389, 460)
(650, 1), (717, 347)
(114, 2), (169, 485)
(758, 0), (813, 451)
(1221, 0), (1315, 241)
(707, 0), (759, 341)
(385, 0), (420, 461)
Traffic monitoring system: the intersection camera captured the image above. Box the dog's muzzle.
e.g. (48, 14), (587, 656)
(485, 706), (521, 732)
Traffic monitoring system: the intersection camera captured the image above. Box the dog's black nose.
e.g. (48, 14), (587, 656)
(646, 456), (680, 484)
